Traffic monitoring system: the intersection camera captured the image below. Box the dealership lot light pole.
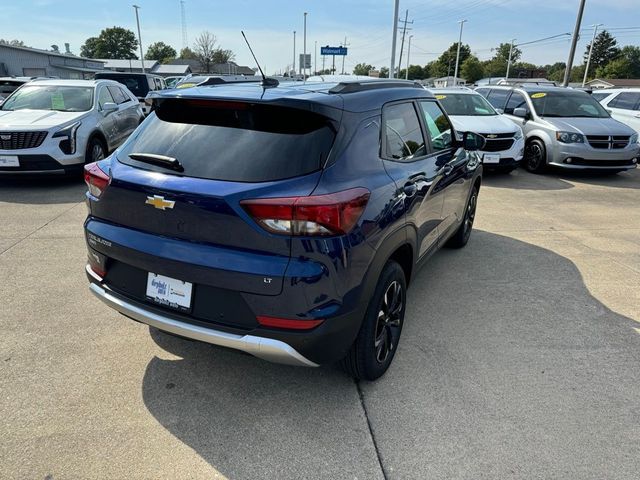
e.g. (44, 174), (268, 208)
(390, 0), (400, 78)
(453, 19), (467, 86)
(583, 23), (603, 87)
(303, 12), (307, 78)
(505, 39), (516, 79)
(406, 35), (413, 80)
(563, 0), (586, 87)
(132, 5), (145, 72)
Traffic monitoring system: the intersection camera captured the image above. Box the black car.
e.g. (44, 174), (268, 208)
(84, 79), (484, 380)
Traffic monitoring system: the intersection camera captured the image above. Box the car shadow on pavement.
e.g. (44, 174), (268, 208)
(0, 176), (86, 204)
(482, 169), (574, 191)
(140, 231), (640, 479)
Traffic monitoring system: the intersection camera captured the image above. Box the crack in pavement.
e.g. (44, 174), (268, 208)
(356, 379), (389, 480)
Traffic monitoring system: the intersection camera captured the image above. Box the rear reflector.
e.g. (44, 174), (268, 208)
(241, 187), (370, 236)
(84, 162), (110, 198)
(257, 316), (324, 330)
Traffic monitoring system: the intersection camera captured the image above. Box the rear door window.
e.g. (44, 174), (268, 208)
(382, 102), (426, 161)
(609, 92), (640, 110)
(117, 99), (336, 182)
(107, 86), (128, 104)
(486, 89), (510, 110)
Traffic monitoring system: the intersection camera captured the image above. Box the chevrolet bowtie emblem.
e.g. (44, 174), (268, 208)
(486, 134), (498, 139)
(145, 195), (175, 210)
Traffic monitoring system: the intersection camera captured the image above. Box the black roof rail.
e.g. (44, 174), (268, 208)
(328, 80), (423, 94)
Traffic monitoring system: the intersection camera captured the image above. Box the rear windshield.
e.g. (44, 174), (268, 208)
(116, 99), (337, 182)
(528, 91), (610, 118)
(96, 74), (148, 98)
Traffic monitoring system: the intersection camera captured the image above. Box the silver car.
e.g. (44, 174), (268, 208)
(476, 85), (640, 173)
(0, 79), (144, 175)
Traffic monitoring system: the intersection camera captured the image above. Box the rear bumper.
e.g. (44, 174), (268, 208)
(88, 276), (319, 367)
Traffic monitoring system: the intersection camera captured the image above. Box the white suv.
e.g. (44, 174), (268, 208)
(432, 88), (524, 173)
(0, 79), (143, 175)
(593, 89), (640, 136)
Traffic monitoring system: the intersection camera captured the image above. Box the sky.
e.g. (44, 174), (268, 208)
(3, 0), (640, 75)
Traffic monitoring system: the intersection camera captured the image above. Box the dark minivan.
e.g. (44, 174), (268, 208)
(94, 72), (166, 116)
(84, 79), (483, 380)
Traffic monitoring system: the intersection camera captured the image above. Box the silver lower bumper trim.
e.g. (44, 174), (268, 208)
(88, 282), (319, 367)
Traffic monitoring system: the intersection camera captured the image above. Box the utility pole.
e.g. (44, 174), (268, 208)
(303, 12), (308, 78)
(453, 19), (467, 86)
(563, 0), (586, 87)
(390, 0), (400, 78)
(397, 10), (413, 79)
(293, 31), (296, 76)
(505, 38), (516, 80)
(583, 23), (603, 87)
(341, 36), (350, 74)
(132, 5), (145, 71)
(314, 40), (317, 75)
(406, 35), (413, 80)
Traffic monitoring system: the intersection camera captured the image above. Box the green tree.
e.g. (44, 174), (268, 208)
(596, 45), (640, 78)
(146, 42), (177, 63)
(80, 27), (138, 59)
(584, 30), (620, 72)
(179, 47), (197, 59)
(80, 37), (100, 58)
(353, 63), (374, 76)
(460, 56), (484, 83)
(492, 42), (522, 63)
(379, 67), (389, 78)
(407, 64), (425, 80)
(429, 43), (472, 78)
(212, 48), (235, 64)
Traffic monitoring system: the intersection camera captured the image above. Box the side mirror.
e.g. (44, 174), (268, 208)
(462, 132), (486, 151)
(513, 107), (529, 119)
(101, 102), (118, 114)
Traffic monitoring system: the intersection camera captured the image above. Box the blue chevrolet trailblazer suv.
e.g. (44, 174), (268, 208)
(84, 79), (484, 380)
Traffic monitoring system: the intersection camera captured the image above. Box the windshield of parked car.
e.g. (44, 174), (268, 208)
(436, 93), (497, 116)
(0, 85), (93, 112)
(528, 91), (610, 118)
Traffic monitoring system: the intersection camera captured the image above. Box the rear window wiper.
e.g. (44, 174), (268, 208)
(128, 153), (184, 172)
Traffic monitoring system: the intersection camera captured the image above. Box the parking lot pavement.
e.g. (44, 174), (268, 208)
(1, 169), (639, 479)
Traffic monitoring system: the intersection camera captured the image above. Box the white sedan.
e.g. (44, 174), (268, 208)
(0, 79), (143, 175)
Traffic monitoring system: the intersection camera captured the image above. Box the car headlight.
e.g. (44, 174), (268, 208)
(630, 133), (638, 144)
(52, 121), (81, 155)
(556, 131), (584, 144)
(513, 128), (523, 140)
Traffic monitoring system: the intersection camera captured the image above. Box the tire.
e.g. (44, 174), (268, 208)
(85, 136), (106, 164)
(524, 139), (547, 173)
(445, 185), (478, 249)
(340, 260), (407, 381)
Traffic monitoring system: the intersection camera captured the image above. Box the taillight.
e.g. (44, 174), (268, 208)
(241, 187), (370, 236)
(257, 316), (324, 330)
(84, 162), (110, 198)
